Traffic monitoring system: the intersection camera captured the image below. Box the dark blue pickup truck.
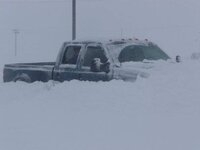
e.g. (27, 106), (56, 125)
(3, 39), (170, 83)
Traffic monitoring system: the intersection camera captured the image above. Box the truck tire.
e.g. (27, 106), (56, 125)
(14, 73), (32, 83)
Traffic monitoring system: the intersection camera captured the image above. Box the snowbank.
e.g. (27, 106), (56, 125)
(1, 59), (200, 150)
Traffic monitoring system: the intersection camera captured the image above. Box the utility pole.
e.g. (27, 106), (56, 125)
(13, 29), (20, 56)
(72, 0), (76, 40)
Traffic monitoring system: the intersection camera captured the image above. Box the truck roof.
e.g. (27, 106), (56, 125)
(63, 38), (153, 47)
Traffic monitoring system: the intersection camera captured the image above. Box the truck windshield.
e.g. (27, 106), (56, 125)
(118, 45), (170, 63)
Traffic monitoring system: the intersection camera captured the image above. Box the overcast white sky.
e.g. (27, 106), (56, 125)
(0, 0), (200, 62)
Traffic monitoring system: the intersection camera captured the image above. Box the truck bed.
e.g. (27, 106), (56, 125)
(4, 62), (55, 82)
(5, 62), (55, 68)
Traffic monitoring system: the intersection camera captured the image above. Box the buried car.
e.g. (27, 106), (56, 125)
(3, 38), (170, 83)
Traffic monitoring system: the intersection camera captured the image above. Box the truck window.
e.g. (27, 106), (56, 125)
(118, 45), (170, 63)
(118, 46), (145, 62)
(83, 46), (108, 67)
(62, 46), (81, 65)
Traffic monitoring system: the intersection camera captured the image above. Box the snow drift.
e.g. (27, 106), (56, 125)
(1, 58), (200, 150)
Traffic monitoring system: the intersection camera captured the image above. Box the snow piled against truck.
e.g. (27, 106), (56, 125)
(1, 56), (200, 150)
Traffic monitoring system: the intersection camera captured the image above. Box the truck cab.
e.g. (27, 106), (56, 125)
(53, 41), (112, 82)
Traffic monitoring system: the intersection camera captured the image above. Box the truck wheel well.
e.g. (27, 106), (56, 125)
(14, 73), (32, 83)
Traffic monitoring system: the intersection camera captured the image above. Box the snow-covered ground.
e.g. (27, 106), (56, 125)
(1, 0), (200, 150)
(1, 59), (200, 150)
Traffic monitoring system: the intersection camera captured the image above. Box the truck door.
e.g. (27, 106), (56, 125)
(53, 45), (82, 82)
(80, 44), (111, 81)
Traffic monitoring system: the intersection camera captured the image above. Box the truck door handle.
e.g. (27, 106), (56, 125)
(55, 72), (60, 78)
(78, 73), (82, 80)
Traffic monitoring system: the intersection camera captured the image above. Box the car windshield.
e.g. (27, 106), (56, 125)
(107, 43), (170, 63)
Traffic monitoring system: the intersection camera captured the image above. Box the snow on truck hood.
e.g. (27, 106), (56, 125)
(113, 60), (172, 81)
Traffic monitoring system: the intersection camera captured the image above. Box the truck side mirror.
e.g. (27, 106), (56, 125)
(176, 55), (181, 63)
(90, 58), (110, 73)
(101, 61), (110, 73)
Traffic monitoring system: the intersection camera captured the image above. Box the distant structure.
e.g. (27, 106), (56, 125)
(13, 29), (20, 56)
(72, 0), (76, 40)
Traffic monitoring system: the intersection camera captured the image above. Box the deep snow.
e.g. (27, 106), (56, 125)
(1, 59), (200, 150)
(1, 0), (200, 150)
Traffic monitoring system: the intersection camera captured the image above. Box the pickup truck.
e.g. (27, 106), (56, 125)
(3, 39), (170, 83)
